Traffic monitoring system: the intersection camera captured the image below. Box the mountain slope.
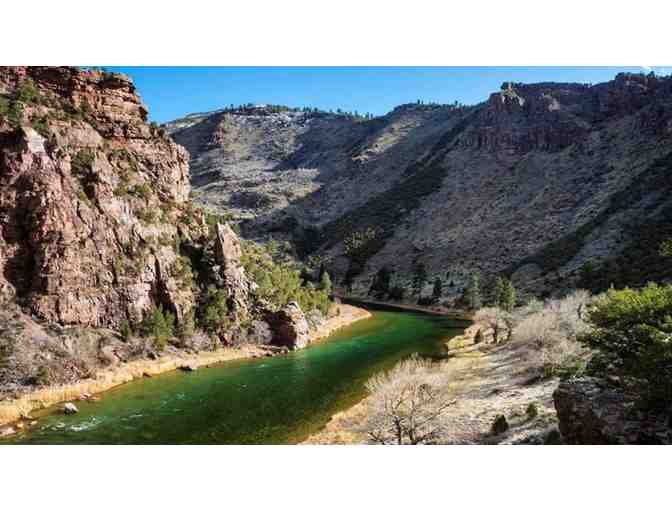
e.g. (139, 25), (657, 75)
(169, 74), (672, 301)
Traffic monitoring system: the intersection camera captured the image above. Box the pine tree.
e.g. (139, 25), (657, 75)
(119, 319), (132, 342)
(465, 273), (482, 310)
(320, 271), (332, 295)
(369, 266), (392, 298)
(411, 262), (428, 298)
(432, 277), (443, 302)
(502, 279), (517, 312)
(141, 304), (175, 350)
(493, 276), (506, 307)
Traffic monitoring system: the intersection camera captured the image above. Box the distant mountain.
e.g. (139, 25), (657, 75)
(167, 74), (672, 301)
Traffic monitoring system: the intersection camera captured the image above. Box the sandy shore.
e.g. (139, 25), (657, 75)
(310, 304), (372, 342)
(0, 303), (370, 432)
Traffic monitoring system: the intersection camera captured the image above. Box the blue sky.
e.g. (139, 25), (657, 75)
(109, 67), (648, 123)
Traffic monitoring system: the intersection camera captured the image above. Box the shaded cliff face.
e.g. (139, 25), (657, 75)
(171, 73), (672, 299)
(0, 67), (201, 328)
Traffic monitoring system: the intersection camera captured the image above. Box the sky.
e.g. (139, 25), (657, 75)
(109, 67), (652, 124)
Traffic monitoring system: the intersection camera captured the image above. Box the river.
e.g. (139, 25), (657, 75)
(2, 306), (466, 444)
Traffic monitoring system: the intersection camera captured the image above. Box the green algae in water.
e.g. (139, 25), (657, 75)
(3, 309), (465, 444)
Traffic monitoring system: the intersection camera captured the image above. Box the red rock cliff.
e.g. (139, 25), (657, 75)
(0, 66), (200, 327)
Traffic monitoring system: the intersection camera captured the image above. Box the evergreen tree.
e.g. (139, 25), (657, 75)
(493, 276), (506, 307)
(141, 303), (175, 350)
(369, 266), (392, 298)
(320, 271), (332, 295)
(119, 319), (132, 342)
(411, 262), (428, 298)
(465, 273), (482, 310)
(502, 279), (517, 312)
(432, 277), (443, 302)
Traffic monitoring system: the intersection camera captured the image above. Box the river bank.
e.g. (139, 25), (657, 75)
(302, 325), (561, 444)
(0, 303), (370, 434)
(337, 294), (472, 321)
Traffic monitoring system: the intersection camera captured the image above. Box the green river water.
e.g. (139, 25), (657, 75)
(2, 306), (466, 444)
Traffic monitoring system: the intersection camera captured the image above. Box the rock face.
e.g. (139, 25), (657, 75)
(0, 67), (257, 395)
(553, 377), (671, 445)
(169, 73), (672, 298)
(0, 66), (197, 328)
(213, 222), (250, 316)
(265, 301), (311, 350)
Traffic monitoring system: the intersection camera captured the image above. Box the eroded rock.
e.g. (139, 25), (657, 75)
(265, 301), (311, 350)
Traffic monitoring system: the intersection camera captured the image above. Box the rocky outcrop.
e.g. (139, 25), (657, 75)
(553, 377), (671, 445)
(265, 301), (311, 350)
(213, 222), (251, 316)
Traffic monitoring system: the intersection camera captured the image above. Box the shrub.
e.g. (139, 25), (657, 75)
(130, 183), (152, 200)
(199, 287), (230, 338)
(176, 309), (196, 342)
(491, 414), (509, 435)
(363, 357), (455, 444)
(30, 117), (50, 137)
(141, 304), (175, 350)
(0, 96), (23, 127)
(474, 307), (513, 344)
(15, 79), (41, 104)
(512, 290), (591, 377)
(580, 283), (672, 410)
(526, 402), (538, 419)
(71, 149), (95, 176)
(119, 320), (132, 342)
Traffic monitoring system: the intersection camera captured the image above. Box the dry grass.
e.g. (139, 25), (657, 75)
(0, 304), (372, 428)
(0, 346), (262, 426)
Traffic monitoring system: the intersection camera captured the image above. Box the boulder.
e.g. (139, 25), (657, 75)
(553, 377), (671, 444)
(265, 301), (311, 350)
(0, 427), (16, 437)
(63, 402), (79, 415)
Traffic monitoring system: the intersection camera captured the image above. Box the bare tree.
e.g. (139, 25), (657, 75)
(474, 307), (513, 343)
(363, 357), (455, 444)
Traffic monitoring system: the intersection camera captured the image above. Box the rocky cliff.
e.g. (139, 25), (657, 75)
(0, 68), (337, 396)
(169, 74), (672, 301)
(0, 67), (199, 328)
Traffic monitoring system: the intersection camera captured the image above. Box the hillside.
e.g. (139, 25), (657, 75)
(168, 74), (672, 302)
